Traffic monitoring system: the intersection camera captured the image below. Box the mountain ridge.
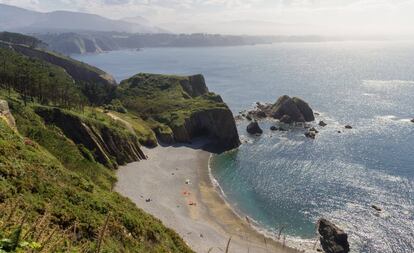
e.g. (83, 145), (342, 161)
(0, 3), (165, 34)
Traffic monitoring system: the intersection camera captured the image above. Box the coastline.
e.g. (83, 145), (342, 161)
(115, 140), (301, 253)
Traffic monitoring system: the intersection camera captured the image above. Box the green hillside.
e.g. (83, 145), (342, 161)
(0, 33), (193, 252)
(0, 93), (193, 253)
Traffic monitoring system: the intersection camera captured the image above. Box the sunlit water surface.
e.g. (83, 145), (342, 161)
(75, 42), (414, 252)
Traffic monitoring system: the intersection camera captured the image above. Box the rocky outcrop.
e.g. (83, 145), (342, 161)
(246, 121), (263, 135)
(318, 219), (350, 253)
(271, 95), (314, 122)
(0, 100), (16, 130)
(34, 107), (145, 169)
(247, 96), (315, 123)
(179, 74), (209, 97)
(170, 108), (241, 151)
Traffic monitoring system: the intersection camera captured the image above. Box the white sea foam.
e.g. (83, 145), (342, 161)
(363, 79), (414, 87)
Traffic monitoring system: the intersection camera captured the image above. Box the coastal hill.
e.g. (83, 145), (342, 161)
(0, 32), (239, 252)
(0, 32), (117, 105)
(35, 32), (277, 55)
(118, 73), (241, 151)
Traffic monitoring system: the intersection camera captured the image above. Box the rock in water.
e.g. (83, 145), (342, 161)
(345, 125), (353, 129)
(246, 95), (315, 123)
(247, 121), (263, 135)
(270, 95), (315, 123)
(280, 114), (293, 124)
(371, 205), (382, 212)
(411, 119), (414, 123)
(270, 126), (277, 131)
(292, 97), (315, 121)
(319, 121), (327, 127)
(318, 219), (350, 253)
(271, 95), (305, 122)
(305, 131), (316, 139)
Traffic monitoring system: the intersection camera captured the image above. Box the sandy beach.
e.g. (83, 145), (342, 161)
(115, 140), (301, 253)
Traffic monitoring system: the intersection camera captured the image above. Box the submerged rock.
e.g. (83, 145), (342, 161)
(305, 131), (316, 139)
(318, 219), (350, 253)
(246, 121), (263, 135)
(309, 127), (319, 133)
(280, 114), (293, 124)
(270, 126), (277, 131)
(319, 121), (327, 127)
(371, 205), (382, 212)
(345, 125), (353, 129)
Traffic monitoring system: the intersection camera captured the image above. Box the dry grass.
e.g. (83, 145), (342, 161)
(0, 199), (89, 252)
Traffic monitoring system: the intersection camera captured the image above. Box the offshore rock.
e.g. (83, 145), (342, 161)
(247, 95), (315, 123)
(318, 219), (350, 253)
(319, 121), (327, 127)
(246, 121), (263, 135)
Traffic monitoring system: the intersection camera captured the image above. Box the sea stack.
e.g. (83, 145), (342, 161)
(247, 95), (315, 123)
(318, 219), (350, 253)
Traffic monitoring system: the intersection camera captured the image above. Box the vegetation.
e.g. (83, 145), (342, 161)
(0, 48), (87, 108)
(0, 32), (45, 48)
(103, 99), (127, 114)
(118, 73), (228, 132)
(108, 111), (158, 147)
(0, 93), (193, 253)
(0, 33), (194, 252)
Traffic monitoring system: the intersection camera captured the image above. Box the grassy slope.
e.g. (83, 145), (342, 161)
(118, 73), (227, 133)
(0, 94), (193, 252)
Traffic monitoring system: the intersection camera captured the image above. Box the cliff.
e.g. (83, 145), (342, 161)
(34, 106), (145, 169)
(117, 73), (240, 151)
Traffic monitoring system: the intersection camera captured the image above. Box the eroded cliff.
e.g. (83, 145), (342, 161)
(34, 106), (146, 169)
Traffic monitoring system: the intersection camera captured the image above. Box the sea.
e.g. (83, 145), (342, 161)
(74, 41), (414, 253)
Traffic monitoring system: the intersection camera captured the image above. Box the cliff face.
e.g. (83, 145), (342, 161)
(179, 74), (209, 97)
(34, 107), (145, 169)
(118, 73), (240, 152)
(172, 108), (240, 150)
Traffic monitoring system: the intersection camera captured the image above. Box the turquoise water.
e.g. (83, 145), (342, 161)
(74, 42), (414, 252)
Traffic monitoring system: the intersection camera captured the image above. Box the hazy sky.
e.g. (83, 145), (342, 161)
(1, 0), (414, 36)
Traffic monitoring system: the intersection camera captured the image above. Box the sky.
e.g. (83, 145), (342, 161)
(1, 0), (414, 36)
